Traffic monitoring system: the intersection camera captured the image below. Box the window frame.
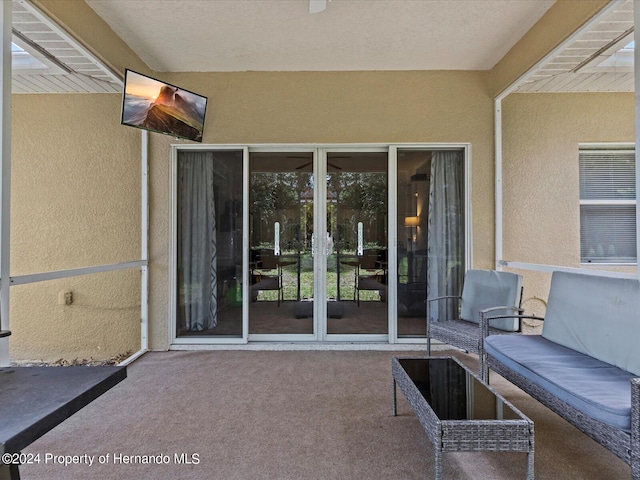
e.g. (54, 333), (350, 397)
(578, 143), (637, 265)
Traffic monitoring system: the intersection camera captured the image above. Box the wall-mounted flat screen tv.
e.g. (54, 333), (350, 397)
(121, 69), (207, 142)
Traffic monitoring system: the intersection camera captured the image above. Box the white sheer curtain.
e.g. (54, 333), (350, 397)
(427, 150), (464, 322)
(178, 151), (218, 331)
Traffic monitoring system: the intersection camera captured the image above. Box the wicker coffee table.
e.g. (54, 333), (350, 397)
(392, 356), (534, 479)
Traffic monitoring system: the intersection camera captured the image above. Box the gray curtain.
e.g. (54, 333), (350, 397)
(427, 150), (464, 322)
(179, 151), (218, 331)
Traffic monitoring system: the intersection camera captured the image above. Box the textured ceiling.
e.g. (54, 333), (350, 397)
(85, 0), (556, 72)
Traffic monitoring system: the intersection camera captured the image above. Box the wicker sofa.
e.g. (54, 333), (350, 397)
(485, 271), (640, 479)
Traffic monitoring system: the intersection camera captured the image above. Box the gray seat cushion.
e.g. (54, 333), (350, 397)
(459, 269), (522, 331)
(485, 334), (634, 431)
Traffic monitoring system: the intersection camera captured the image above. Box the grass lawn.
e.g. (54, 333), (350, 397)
(256, 254), (381, 302)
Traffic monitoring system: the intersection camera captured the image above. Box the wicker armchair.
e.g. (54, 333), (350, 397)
(426, 269), (524, 377)
(250, 249), (283, 306)
(355, 248), (387, 306)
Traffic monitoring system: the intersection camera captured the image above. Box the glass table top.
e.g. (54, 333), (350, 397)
(397, 357), (520, 421)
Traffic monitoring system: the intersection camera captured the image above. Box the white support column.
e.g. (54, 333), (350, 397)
(635, 1), (640, 278)
(140, 130), (149, 351)
(387, 146), (398, 343)
(315, 149), (327, 340)
(494, 98), (503, 271)
(0, 1), (11, 366)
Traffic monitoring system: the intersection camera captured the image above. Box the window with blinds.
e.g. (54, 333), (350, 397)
(579, 148), (636, 264)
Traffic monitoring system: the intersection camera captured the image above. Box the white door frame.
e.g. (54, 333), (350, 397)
(169, 144), (250, 345)
(390, 144), (472, 344)
(247, 145), (319, 343)
(320, 146), (389, 343)
(168, 143), (471, 347)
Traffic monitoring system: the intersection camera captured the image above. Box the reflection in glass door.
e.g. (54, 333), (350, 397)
(175, 149), (244, 338)
(248, 149), (389, 339)
(396, 148), (465, 337)
(325, 152), (388, 336)
(249, 152), (315, 336)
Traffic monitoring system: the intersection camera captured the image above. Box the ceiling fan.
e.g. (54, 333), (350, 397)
(295, 161), (343, 170)
(309, 0), (327, 14)
(287, 156), (351, 170)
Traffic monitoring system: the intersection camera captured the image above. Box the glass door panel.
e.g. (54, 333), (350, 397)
(249, 152), (314, 335)
(175, 149), (244, 338)
(326, 152), (388, 335)
(396, 148), (465, 337)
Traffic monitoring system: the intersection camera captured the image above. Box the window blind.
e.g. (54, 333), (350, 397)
(579, 149), (636, 264)
(579, 151), (635, 200)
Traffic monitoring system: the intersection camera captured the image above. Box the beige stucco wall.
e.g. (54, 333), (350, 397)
(11, 94), (142, 361)
(146, 70), (496, 350)
(8, 70), (499, 357)
(11, 83), (636, 356)
(8, 1), (631, 356)
(502, 92), (635, 319)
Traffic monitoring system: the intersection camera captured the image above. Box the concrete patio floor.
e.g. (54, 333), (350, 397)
(18, 349), (631, 480)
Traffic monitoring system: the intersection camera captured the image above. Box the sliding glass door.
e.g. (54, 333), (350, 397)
(324, 151), (389, 337)
(174, 148), (245, 339)
(396, 148), (466, 338)
(248, 151), (315, 337)
(247, 148), (389, 340)
(171, 144), (467, 344)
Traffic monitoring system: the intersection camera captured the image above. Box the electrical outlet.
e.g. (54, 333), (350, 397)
(58, 290), (73, 305)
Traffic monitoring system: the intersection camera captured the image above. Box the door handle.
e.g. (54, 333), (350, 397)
(274, 222), (280, 256)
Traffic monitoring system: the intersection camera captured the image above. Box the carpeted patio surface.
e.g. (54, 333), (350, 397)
(20, 350), (630, 479)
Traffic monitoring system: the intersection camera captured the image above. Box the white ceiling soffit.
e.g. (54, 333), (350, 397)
(11, 0), (122, 94)
(515, 0), (634, 93)
(10, 0), (633, 94)
(85, 0), (555, 72)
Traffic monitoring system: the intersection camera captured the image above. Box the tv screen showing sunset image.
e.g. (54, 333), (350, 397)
(121, 69), (207, 142)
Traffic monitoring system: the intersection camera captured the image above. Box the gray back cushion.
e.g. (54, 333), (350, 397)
(460, 269), (523, 331)
(542, 271), (640, 376)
